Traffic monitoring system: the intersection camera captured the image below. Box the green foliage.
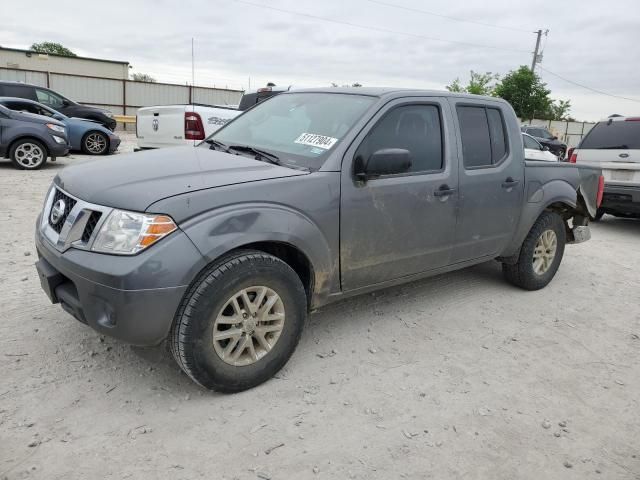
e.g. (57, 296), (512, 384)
(131, 73), (157, 83)
(446, 71), (498, 96)
(493, 66), (552, 120)
(30, 42), (76, 57)
(545, 99), (573, 121)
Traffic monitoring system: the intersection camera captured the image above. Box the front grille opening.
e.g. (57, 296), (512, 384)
(82, 211), (103, 243)
(48, 189), (77, 233)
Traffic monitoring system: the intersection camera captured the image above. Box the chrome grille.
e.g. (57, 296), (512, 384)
(48, 189), (77, 233)
(82, 211), (102, 243)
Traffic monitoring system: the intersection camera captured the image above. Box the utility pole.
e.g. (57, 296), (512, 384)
(531, 29), (543, 72)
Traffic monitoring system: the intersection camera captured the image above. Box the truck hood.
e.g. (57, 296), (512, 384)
(55, 146), (309, 211)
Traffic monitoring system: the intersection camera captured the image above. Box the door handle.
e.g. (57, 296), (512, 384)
(434, 185), (456, 197)
(502, 177), (520, 189)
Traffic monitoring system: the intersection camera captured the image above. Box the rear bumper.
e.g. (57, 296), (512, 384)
(34, 221), (207, 346)
(601, 183), (640, 215)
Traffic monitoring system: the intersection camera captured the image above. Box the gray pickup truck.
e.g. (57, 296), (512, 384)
(35, 88), (603, 392)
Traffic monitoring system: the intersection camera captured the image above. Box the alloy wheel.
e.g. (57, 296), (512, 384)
(532, 229), (557, 275)
(14, 143), (44, 168)
(212, 286), (285, 366)
(85, 133), (107, 154)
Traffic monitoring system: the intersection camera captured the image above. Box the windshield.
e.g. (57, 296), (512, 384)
(204, 92), (377, 169)
(580, 120), (640, 149)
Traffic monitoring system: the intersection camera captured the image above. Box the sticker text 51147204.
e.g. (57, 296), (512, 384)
(294, 133), (338, 150)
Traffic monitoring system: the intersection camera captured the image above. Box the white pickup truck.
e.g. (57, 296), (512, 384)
(136, 104), (240, 149)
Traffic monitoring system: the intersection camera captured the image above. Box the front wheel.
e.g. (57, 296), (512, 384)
(502, 211), (566, 290)
(169, 250), (307, 392)
(82, 131), (109, 155)
(10, 139), (47, 170)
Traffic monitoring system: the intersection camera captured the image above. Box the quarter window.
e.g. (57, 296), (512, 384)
(457, 106), (509, 168)
(356, 104), (444, 173)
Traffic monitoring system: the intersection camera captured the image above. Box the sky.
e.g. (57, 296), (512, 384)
(3, 0), (640, 121)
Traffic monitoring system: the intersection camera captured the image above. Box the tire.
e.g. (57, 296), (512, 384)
(9, 138), (47, 170)
(82, 131), (109, 155)
(502, 211), (566, 291)
(169, 250), (307, 392)
(592, 209), (605, 222)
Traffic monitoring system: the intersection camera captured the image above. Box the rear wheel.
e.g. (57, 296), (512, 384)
(10, 139), (47, 170)
(169, 250), (307, 392)
(82, 131), (109, 155)
(502, 211), (566, 290)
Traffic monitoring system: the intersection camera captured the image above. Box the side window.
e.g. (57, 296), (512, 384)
(2, 84), (36, 100)
(36, 89), (64, 109)
(457, 106), (491, 168)
(487, 108), (507, 162)
(457, 106), (509, 168)
(356, 104), (443, 173)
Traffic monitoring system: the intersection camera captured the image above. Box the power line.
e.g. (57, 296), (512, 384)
(229, 0), (530, 53)
(364, 0), (531, 33)
(537, 66), (640, 103)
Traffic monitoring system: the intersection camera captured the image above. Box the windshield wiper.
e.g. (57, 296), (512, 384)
(597, 145), (629, 149)
(205, 139), (230, 152)
(227, 145), (281, 165)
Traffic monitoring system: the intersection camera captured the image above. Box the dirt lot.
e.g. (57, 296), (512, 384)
(1, 137), (639, 479)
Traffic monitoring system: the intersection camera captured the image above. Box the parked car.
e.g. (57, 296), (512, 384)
(523, 133), (559, 161)
(136, 104), (240, 149)
(0, 104), (69, 169)
(237, 85), (292, 111)
(35, 88), (603, 392)
(521, 125), (567, 159)
(569, 115), (640, 219)
(0, 81), (116, 131)
(0, 97), (120, 155)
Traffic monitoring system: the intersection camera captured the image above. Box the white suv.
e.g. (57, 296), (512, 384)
(570, 116), (640, 219)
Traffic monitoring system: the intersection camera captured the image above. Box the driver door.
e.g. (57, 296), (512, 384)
(340, 98), (459, 291)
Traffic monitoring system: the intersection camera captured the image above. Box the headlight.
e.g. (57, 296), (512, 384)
(91, 210), (177, 255)
(47, 123), (66, 134)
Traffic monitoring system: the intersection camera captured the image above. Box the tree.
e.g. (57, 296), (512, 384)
(446, 71), (498, 96)
(131, 73), (157, 83)
(545, 99), (573, 121)
(493, 66), (552, 120)
(30, 42), (76, 57)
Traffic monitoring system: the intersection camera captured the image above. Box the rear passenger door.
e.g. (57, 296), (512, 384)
(340, 97), (459, 290)
(449, 100), (524, 263)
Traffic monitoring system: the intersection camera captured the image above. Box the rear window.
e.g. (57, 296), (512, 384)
(0, 84), (35, 100)
(580, 120), (640, 149)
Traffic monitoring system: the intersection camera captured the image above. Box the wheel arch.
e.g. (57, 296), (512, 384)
(7, 135), (50, 159)
(81, 129), (110, 154)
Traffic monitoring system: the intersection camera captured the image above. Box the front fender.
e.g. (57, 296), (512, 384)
(180, 202), (337, 305)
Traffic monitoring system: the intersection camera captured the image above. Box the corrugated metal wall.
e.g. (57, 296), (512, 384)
(0, 67), (244, 120)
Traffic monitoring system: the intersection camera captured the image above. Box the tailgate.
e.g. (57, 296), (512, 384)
(136, 105), (187, 148)
(575, 149), (640, 186)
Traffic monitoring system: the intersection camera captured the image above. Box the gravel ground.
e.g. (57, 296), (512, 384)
(1, 136), (639, 479)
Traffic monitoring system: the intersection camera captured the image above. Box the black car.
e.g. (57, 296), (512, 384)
(521, 125), (567, 159)
(0, 81), (116, 131)
(0, 104), (69, 169)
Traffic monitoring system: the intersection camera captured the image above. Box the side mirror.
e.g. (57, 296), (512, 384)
(355, 148), (411, 180)
(542, 146), (550, 151)
(62, 99), (70, 107)
(552, 135), (558, 140)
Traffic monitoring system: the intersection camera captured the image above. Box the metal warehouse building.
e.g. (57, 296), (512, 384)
(0, 47), (130, 80)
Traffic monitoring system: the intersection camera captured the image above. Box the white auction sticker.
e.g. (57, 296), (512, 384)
(294, 133), (338, 150)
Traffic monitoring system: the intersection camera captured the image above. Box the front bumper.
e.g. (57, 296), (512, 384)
(35, 218), (207, 346)
(601, 183), (640, 215)
(108, 135), (121, 153)
(49, 141), (70, 157)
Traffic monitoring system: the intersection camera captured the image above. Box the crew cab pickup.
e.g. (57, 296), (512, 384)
(35, 88), (603, 392)
(136, 104), (240, 149)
